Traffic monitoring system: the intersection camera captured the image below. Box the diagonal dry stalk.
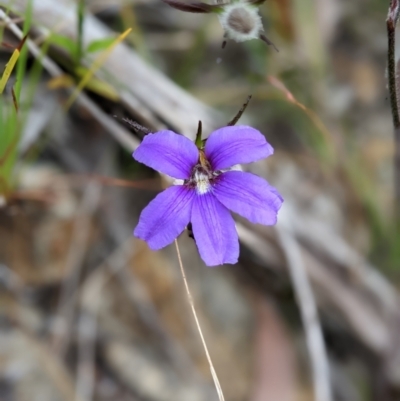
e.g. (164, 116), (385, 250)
(387, 0), (400, 219)
(174, 239), (225, 401)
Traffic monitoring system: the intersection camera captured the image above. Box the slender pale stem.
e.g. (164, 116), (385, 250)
(174, 239), (225, 401)
(387, 0), (400, 219)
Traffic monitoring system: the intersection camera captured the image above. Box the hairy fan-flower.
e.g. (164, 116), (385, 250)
(133, 125), (283, 266)
(161, 0), (277, 50)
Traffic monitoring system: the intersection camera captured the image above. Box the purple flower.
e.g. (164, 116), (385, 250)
(133, 126), (283, 267)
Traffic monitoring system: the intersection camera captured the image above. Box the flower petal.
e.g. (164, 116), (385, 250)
(191, 193), (238, 266)
(134, 185), (194, 249)
(204, 125), (273, 170)
(133, 131), (199, 179)
(213, 171), (283, 225)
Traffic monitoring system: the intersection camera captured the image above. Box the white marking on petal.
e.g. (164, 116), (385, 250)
(229, 164), (243, 171)
(173, 179), (185, 185)
(219, 164), (243, 174)
(194, 171), (211, 195)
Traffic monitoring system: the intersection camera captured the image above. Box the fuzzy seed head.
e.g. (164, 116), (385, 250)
(228, 7), (254, 34)
(219, 3), (263, 42)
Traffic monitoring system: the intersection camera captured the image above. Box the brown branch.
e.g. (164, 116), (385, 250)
(387, 0), (400, 218)
(226, 95), (252, 126)
(259, 33), (279, 52)
(160, 0), (224, 13)
(387, 0), (400, 127)
(247, 0), (267, 5)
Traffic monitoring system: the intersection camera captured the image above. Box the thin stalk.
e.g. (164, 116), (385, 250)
(387, 0), (400, 219)
(14, 0), (32, 102)
(76, 0), (85, 65)
(174, 239), (225, 401)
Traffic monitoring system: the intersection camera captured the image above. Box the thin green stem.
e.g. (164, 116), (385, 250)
(76, 0), (85, 65)
(14, 0), (32, 102)
(195, 120), (202, 148)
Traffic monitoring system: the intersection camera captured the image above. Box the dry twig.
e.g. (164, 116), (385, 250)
(387, 0), (400, 218)
(174, 239), (225, 401)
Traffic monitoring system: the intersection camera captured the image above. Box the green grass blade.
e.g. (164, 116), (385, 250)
(14, 0), (33, 102)
(76, 0), (85, 64)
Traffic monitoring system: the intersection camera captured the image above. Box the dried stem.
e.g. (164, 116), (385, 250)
(259, 33), (279, 52)
(161, 0), (224, 13)
(174, 239), (225, 401)
(227, 95), (252, 126)
(119, 116), (151, 136)
(387, 0), (400, 219)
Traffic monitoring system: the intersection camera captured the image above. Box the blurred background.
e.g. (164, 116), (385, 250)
(0, 0), (398, 400)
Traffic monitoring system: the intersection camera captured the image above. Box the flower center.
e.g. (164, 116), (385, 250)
(185, 150), (216, 195)
(194, 169), (211, 195)
(180, 151), (243, 195)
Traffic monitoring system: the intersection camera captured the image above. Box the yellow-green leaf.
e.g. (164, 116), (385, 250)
(0, 35), (27, 95)
(48, 33), (76, 56)
(65, 28), (131, 110)
(47, 74), (75, 89)
(85, 77), (119, 101)
(0, 49), (20, 93)
(86, 37), (115, 54)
